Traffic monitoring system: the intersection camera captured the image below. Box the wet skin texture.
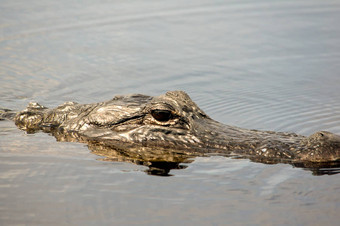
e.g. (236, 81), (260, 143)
(2, 91), (340, 175)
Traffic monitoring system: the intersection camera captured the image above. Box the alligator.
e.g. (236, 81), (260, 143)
(1, 91), (340, 175)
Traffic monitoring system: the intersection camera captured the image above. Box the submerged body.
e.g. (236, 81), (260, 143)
(3, 91), (340, 165)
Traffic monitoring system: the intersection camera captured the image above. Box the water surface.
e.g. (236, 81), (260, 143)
(1, 0), (340, 225)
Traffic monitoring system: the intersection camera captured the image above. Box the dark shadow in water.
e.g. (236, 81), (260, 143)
(43, 129), (340, 176)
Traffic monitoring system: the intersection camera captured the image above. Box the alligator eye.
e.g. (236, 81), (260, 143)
(151, 110), (173, 122)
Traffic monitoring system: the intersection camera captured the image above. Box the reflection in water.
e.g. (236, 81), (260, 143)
(293, 162), (340, 176)
(90, 143), (193, 177)
(90, 143), (340, 176)
(51, 129), (194, 176)
(47, 128), (340, 176)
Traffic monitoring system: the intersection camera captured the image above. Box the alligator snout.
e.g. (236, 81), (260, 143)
(299, 131), (340, 162)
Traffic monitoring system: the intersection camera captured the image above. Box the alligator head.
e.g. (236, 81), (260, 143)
(8, 91), (340, 174)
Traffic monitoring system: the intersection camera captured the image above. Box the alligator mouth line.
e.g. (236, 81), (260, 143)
(89, 114), (145, 128)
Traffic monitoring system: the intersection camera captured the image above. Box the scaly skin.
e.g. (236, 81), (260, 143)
(3, 90), (339, 164)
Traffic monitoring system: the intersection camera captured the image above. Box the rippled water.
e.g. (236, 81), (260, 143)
(1, 0), (340, 225)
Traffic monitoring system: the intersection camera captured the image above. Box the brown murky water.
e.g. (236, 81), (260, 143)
(1, 0), (340, 225)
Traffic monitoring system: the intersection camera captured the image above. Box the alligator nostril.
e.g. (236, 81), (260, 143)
(320, 132), (324, 137)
